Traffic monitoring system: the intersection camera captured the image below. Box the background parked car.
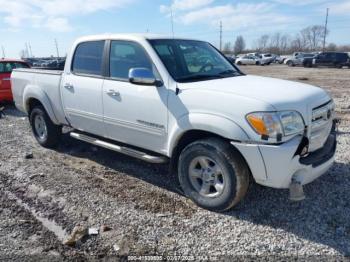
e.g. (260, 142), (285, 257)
(235, 55), (262, 65)
(0, 59), (30, 102)
(259, 53), (274, 65)
(303, 52), (350, 68)
(285, 53), (315, 67)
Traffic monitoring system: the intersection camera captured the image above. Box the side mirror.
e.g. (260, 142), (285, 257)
(129, 68), (161, 86)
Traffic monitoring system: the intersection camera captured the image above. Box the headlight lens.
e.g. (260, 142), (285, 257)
(246, 111), (304, 138)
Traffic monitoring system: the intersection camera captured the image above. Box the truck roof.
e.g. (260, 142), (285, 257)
(75, 33), (199, 43)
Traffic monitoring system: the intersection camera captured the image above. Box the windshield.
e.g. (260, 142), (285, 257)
(149, 39), (241, 83)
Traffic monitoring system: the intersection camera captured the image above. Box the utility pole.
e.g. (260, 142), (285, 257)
(220, 21), (223, 51)
(323, 8), (329, 52)
(25, 43), (30, 58)
(54, 39), (60, 58)
(28, 43), (33, 57)
(170, 6), (174, 38)
(1, 46), (5, 58)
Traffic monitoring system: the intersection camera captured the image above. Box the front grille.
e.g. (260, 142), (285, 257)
(309, 100), (335, 152)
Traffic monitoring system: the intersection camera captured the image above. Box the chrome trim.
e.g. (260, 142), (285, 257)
(70, 132), (168, 164)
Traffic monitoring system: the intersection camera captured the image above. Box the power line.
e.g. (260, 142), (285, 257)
(323, 8), (329, 51)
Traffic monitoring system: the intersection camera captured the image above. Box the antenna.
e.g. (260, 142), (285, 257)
(170, 6), (174, 38)
(323, 8), (329, 52)
(54, 39), (60, 58)
(220, 21), (223, 51)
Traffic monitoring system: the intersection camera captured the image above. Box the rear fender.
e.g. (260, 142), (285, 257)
(23, 85), (59, 125)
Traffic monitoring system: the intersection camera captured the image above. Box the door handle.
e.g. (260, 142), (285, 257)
(2, 78), (11, 81)
(106, 90), (120, 97)
(64, 83), (73, 89)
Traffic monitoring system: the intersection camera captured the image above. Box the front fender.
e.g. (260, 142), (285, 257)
(167, 113), (250, 156)
(23, 85), (59, 125)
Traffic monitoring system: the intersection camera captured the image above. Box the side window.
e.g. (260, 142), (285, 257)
(109, 41), (152, 79)
(72, 41), (105, 76)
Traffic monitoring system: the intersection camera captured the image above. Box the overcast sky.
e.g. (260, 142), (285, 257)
(0, 0), (349, 58)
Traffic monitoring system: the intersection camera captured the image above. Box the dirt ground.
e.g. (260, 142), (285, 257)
(0, 65), (349, 260)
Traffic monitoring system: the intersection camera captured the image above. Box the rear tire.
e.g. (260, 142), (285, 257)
(178, 138), (250, 212)
(29, 105), (61, 148)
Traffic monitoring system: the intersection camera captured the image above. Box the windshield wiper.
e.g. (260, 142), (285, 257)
(218, 69), (241, 76)
(177, 74), (224, 82)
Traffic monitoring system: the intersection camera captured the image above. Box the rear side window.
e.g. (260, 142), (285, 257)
(72, 41), (105, 76)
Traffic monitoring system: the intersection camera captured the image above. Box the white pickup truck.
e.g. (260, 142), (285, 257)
(11, 34), (337, 211)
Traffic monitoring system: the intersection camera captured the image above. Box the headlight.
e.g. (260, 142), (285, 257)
(246, 111), (305, 139)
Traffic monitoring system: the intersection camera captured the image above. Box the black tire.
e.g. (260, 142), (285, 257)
(256, 61), (260, 66)
(237, 61), (242, 65)
(287, 61), (294, 67)
(178, 138), (250, 212)
(29, 105), (61, 148)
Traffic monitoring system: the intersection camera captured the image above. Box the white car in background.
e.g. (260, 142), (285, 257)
(235, 55), (262, 65)
(285, 53), (315, 67)
(259, 53), (274, 65)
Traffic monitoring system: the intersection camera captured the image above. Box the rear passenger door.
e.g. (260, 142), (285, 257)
(61, 40), (106, 137)
(102, 40), (168, 153)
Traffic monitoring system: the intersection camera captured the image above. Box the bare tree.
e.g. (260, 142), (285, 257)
(269, 33), (281, 53)
(223, 42), (232, 54)
(327, 43), (337, 51)
(256, 34), (269, 52)
(301, 25), (329, 51)
(233, 35), (246, 55)
(279, 34), (290, 54)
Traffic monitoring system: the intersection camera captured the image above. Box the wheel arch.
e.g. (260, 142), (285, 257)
(168, 113), (251, 174)
(24, 86), (59, 125)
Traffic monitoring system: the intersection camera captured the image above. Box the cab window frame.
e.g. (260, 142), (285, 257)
(71, 40), (107, 79)
(105, 40), (162, 84)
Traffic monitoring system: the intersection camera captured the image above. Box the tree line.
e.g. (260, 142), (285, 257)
(223, 24), (350, 55)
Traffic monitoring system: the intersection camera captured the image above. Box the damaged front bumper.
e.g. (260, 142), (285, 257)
(231, 121), (337, 189)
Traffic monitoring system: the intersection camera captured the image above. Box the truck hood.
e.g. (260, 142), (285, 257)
(177, 75), (330, 113)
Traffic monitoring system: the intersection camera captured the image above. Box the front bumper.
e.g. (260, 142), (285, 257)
(231, 124), (337, 189)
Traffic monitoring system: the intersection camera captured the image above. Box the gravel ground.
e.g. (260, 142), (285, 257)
(0, 65), (349, 260)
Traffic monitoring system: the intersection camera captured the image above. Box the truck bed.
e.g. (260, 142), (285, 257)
(11, 68), (68, 125)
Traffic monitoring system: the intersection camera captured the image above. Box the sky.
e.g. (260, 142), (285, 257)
(0, 0), (349, 58)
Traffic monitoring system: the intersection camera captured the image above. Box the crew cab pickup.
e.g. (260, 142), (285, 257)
(11, 34), (337, 211)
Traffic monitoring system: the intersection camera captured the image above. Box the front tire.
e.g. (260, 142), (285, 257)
(287, 61), (294, 67)
(29, 105), (61, 148)
(178, 138), (250, 212)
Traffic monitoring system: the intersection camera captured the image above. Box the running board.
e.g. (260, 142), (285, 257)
(70, 132), (168, 164)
